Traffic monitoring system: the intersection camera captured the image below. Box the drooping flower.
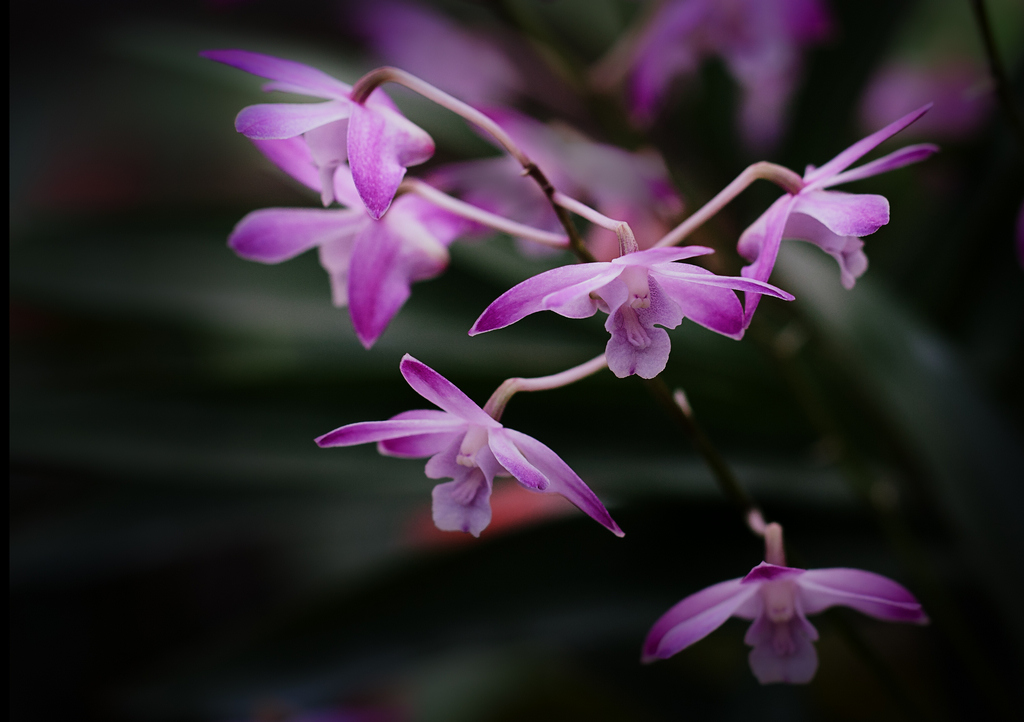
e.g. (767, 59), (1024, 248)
(316, 355), (623, 538)
(737, 105), (939, 325)
(593, 0), (831, 149)
(201, 49), (435, 218)
(431, 108), (684, 260)
(228, 148), (469, 348)
(470, 246), (793, 379)
(642, 524), (928, 684)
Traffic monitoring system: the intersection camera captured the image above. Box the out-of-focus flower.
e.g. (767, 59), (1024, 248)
(229, 152), (467, 348)
(316, 355), (623, 537)
(351, 0), (523, 106)
(202, 49), (434, 218)
(593, 0), (831, 149)
(431, 108), (684, 260)
(470, 246), (792, 378)
(738, 105), (938, 325)
(860, 60), (994, 140)
(643, 524), (928, 684)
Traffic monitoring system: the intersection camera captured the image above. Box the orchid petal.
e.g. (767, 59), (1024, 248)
(798, 568), (929, 623)
(235, 100), (352, 140)
(652, 264), (795, 299)
(469, 263), (617, 335)
(486, 428), (549, 491)
(503, 429), (623, 536)
(348, 102), (435, 219)
(315, 416), (465, 448)
(228, 207), (364, 264)
(610, 246), (715, 267)
(642, 577), (759, 662)
(376, 410), (465, 458)
(432, 467), (493, 537)
(347, 215), (448, 348)
(782, 214), (868, 289)
(251, 137), (321, 192)
(803, 104), (931, 185)
(792, 190), (889, 238)
(604, 278), (681, 379)
(399, 355), (499, 428)
(654, 270), (746, 339)
(746, 614), (819, 684)
(826, 143), (939, 187)
(201, 50), (353, 99)
(739, 195), (799, 326)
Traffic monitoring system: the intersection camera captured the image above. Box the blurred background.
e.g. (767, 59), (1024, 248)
(10, 1), (1024, 720)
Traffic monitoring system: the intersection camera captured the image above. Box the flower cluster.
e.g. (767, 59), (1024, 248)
(205, 9), (936, 686)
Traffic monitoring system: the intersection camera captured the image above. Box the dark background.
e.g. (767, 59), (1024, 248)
(10, 1), (1024, 720)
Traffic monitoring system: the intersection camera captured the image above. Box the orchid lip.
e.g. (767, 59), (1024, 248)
(620, 306), (651, 349)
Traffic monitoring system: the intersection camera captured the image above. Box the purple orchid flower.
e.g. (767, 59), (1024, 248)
(470, 246), (793, 379)
(316, 355), (623, 538)
(600, 0), (831, 148)
(431, 108), (684, 260)
(642, 560), (928, 684)
(201, 49), (435, 218)
(738, 105), (939, 325)
(229, 149), (469, 348)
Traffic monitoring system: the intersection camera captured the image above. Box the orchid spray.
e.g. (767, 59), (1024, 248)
(202, 3), (949, 696)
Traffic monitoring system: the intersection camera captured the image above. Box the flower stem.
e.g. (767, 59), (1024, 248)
(654, 162), (804, 248)
(969, 0), (1024, 147)
(644, 376), (764, 536)
(349, 66), (596, 263)
(483, 354), (608, 421)
(553, 193), (638, 254)
(399, 179), (569, 248)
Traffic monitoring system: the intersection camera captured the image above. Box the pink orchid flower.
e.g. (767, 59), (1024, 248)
(643, 558), (928, 684)
(430, 108), (683, 260)
(202, 49), (435, 218)
(738, 105), (939, 325)
(607, 0), (831, 148)
(470, 246), (792, 379)
(228, 147), (468, 348)
(316, 355), (623, 538)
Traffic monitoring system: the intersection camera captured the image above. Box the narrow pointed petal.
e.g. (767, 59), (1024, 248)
(251, 138), (321, 191)
(503, 429), (623, 536)
(228, 207), (365, 264)
(399, 355), (499, 427)
(610, 246), (715, 267)
(486, 428), (549, 491)
(469, 263), (617, 335)
(738, 195), (800, 326)
(315, 416), (466, 448)
(654, 270), (746, 339)
(201, 50), (352, 99)
(377, 410), (465, 458)
(826, 143), (939, 187)
(653, 265), (795, 299)
(792, 190), (889, 238)
(235, 100), (352, 140)
(803, 104), (932, 185)
(348, 102), (435, 219)
(798, 568), (928, 623)
(432, 467), (493, 537)
(642, 578), (759, 662)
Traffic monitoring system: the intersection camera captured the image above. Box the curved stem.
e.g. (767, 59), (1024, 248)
(554, 192), (638, 255)
(483, 354), (608, 421)
(644, 376), (764, 536)
(654, 162), (804, 248)
(350, 66), (596, 263)
(399, 179), (568, 248)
